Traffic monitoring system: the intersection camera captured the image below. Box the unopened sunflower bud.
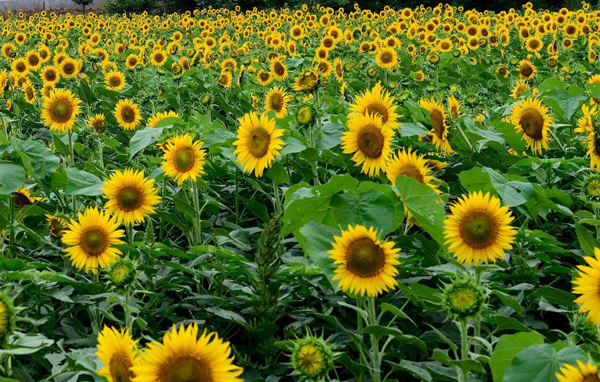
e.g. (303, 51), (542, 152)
(443, 278), (486, 319)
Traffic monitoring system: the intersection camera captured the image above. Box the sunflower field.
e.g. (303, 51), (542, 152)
(4, 1), (600, 381)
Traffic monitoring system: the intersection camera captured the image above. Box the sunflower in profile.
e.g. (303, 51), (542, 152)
(350, 82), (401, 130)
(114, 99), (142, 131)
(419, 98), (453, 154)
(443, 191), (517, 266)
(162, 134), (206, 185)
(150, 50), (167, 66)
(102, 169), (161, 225)
(386, 148), (440, 194)
(342, 113), (393, 177)
(62, 207), (124, 272)
(270, 58), (288, 81)
(510, 79), (529, 99)
(46, 214), (69, 237)
(292, 70), (319, 92)
(88, 114), (106, 134)
(264, 86), (292, 118)
(573, 248), (600, 325)
(556, 360), (599, 382)
(375, 48), (398, 70)
(105, 70), (126, 91)
(329, 225), (400, 297)
(22, 82), (36, 104)
(41, 88), (82, 133)
(130, 323), (243, 382)
(147, 111), (180, 128)
(96, 326), (138, 382)
(511, 97), (553, 155)
(233, 112), (284, 177)
(518, 59), (537, 80)
(448, 95), (461, 119)
(217, 71), (233, 88)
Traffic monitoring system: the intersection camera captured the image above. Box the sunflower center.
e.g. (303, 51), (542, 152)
(298, 346), (323, 373)
(247, 128), (271, 158)
(110, 76), (122, 87)
(121, 107), (136, 123)
(357, 124), (385, 159)
(117, 187), (143, 211)
(274, 62), (284, 75)
(110, 352), (133, 382)
(270, 95), (283, 111)
(174, 148), (195, 172)
(155, 53), (164, 62)
(519, 108), (544, 140)
(583, 374), (600, 382)
(520, 65), (533, 77)
(259, 72), (269, 81)
(51, 99), (73, 123)
(63, 63), (75, 74)
(430, 110), (446, 138)
(16, 62), (26, 72)
(450, 288), (477, 309)
(46, 71), (57, 81)
(28, 55), (39, 66)
(365, 103), (389, 123)
(459, 211), (498, 248)
(381, 52), (393, 63)
(346, 238), (385, 278)
(162, 356), (211, 382)
(397, 164), (424, 183)
(81, 228), (108, 256)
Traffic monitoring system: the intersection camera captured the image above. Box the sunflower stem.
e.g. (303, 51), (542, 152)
(68, 131), (77, 213)
(549, 127), (566, 152)
(97, 134), (104, 169)
(368, 297), (382, 382)
(7, 194), (14, 259)
(455, 122), (475, 153)
(235, 167), (240, 226)
(458, 319), (469, 382)
(126, 224), (134, 243)
(124, 287), (132, 330)
(191, 180), (202, 246)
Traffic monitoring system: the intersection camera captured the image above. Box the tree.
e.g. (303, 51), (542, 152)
(72, 0), (94, 14)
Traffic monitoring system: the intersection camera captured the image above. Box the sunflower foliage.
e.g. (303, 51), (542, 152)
(3, 2), (600, 382)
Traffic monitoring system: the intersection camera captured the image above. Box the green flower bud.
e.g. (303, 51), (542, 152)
(106, 257), (137, 289)
(443, 278), (485, 319)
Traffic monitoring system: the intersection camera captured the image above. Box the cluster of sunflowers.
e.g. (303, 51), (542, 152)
(3, 1), (600, 381)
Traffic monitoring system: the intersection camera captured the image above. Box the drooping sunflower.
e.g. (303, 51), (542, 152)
(510, 79), (529, 99)
(511, 97), (553, 155)
(62, 207), (125, 272)
(556, 360), (599, 382)
(443, 191), (517, 266)
(147, 111), (180, 128)
(232, 112), (284, 177)
(292, 70), (319, 92)
(88, 114), (106, 134)
(518, 59), (537, 80)
(264, 86), (292, 118)
(161, 133), (207, 185)
(448, 95), (461, 119)
(328, 225), (400, 297)
(350, 82), (401, 130)
(105, 70), (126, 91)
(130, 323), (243, 382)
(102, 169), (161, 225)
(41, 88), (82, 133)
(573, 248), (600, 325)
(46, 214), (69, 237)
(114, 99), (142, 131)
(386, 148), (440, 194)
(375, 48), (398, 70)
(419, 98), (453, 154)
(342, 113), (393, 177)
(96, 326), (138, 382)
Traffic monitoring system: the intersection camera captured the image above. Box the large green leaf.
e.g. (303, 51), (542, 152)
(52, 168), (104, 196)
(129, 126), (166, 159)
(490, 332), (544, 382)
(0, 163), (24, 195)
(298, 220), (340, 289)
(11, 138), (60, 179)
(503, 344), (585, 382)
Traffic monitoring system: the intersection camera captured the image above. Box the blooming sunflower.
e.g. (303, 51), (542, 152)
(350, 82), (401, 130)
(96, 326), (138, 382)
(342, 113), (393, 177)
(147, 111), (180, 128)
(62, 207), (124, 272)
(150, 50), (167, 66)
(573, 248), (600, 325)
(518, 59), (537, 80)
(40, 65), (60, 85)
(292, 70), (319, 92)
(46, 214), (68, 237)
(270, 58), (288, 81)
(256, 70), (273, 86)
(59, 57), (79, 78)
(233, 112), (284, 177)
(41, 89), (82, 133)
(448, 95), (461, 119)
(130, 323), (243, 382)
(161, 133), (207, 185)
(386, 148), (440, 194)
(264, 86), (291, 118)
(88, 114), (106, 134)
(328, 225), (400, 297)
(510, 79), (529, 99)
(114, 99), (142, 131)
(102, 169), (161, 225)
(443, 191), (517, 266)
(419, 98), (453, 154)
(105, 70), (126, 91)
(375, 48), (398, 70)
(556, 360), (599, 382)
(511, 97), (553, 155)
(217, 71), (233, 88)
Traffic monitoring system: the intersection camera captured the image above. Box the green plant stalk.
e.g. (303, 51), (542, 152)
(124, 287), (132, 330)
(235, 167), (240, 225)
(273, 181), (281, 214)
(159, 179), (166, 242)
(68, 131), (77, 213)
(97, 135), (104, 168)
(126, 224), (134, 243)
(549, 128), (566, 152)
(455, 122), (475, 152)
(459, 319), (469, 382)
(368, 297), (382, 382)
(8, 194), (14, 259)
(191, 180), (202, 246)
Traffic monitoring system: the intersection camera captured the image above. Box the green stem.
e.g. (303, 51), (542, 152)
(159, 179), (166, 242)
(8, 194), (14, 259)
(549, 128), (566, 152)
(455, 122), (475, 152)
(124, 288), (132, 330)
(459, 319), (469, 382)
(368, 297), (382, 382)
(68, 131), (77, 213)
(126, 224), (134, 243)
(235, 168), (240, 225)
(273, 181), (281, 214)
(191, 181), (202, 246)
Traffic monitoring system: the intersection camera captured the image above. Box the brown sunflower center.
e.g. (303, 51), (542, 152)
(28, 55), (39, 66)
(430, 109), (446, 138)
(397, 164), (424, 183)
(14, 192), (33, 207)
(51, 99), (73, 123)
(121, 106), (136, 123)
(519, 108), (544, 140)
(269, 94), (283, 111)
(520, 65), (533, 77)
(109, 76), (122, 87)
(259, 72), (270, 81)
(154, 53), (164, 63)
(380, 52), (393, 64)
(274, 62), (285, 75)
(63, 63), (75, 75)
(584, 374), (600, 382)
(117, 187), (143, 211)
(128, 58), (138, 66)
(357, 124), (385, 158)
(459, 211), (498, 249)
(93, 120), (105, 133)
(161, 356), (211, 382)
(174, 148), (195, 172)
(365, 103), (389, 123)
(81, 228), (108, 256)
(16, 62), (26, 72)
(110, 352), (133, 382)
(45, 70), (57, 81)
(247, 128), (271, 158)
(346, 238), (385, 278)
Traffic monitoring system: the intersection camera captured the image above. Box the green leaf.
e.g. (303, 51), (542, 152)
(489, 119), (526, 153)
(11, 138), (60, 179)
(459, 167), (494, 193)
(298, 221), (340, 289)
(52, 168), (104, 196)
(0, 163), (24, 194)
(491, 290), (522, 314)
(483, 167), (534, 207)
(399, 122), (430, 137)
(490, 332), (544, 382)
(266, 161), (289, 186)
(330, 189), (396, 235)
(575, 223), (600, 257)
(503, 344), (585, 382)
(129, 126), (165, 159)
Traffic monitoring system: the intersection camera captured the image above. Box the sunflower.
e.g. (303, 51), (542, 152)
(125, 54), (140, 70)
(328, 225), (400, 297)
(573, 248), (600, 325)
(419, 98), (453, 154)
(161, 134), (207, 185)
(265, 86), (291, 118)
(105, 70), (126, 91)
(25, 50), (42, 71)
(0, 70), (7, 97)
(46, 214), (68, 237)
(511, 97), (553, 155)
(510, 79), (529, 99)
(233, 112), (284, 177)
(11, 58), (30, 76)
(147, 111), (180, 128)
(62, 207), (124, 272)
(448, 95), (461, 119)
(556, 360), (599, 382)
(375, 48), (398, 70)
(150, 50), (167, 66)
(443, 191), (517, 266)
(518, 59), (537, 80)
(41, 89), (82, 133)
(217, 71), (232, 88)
(102, 169), (161, 225)
(59, 57), (79, 78)
(270, 59), (288, 81)
(114, 99), (142, 131)
(333, 58), (343, 82)
(130, 323), (243, 382)
(342, 113), (393, 177)
(41, 65), (60, 85)
(96, 326), (138, 382)
(292, 70), (319, 92)
(386, 148), (440, 194)
(526, 37), (543, 53)
(88, 114), (106, 134)
(22, 82), (36, 104)
(256, 69), (273, 86)
(350, 82), (400, 130)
